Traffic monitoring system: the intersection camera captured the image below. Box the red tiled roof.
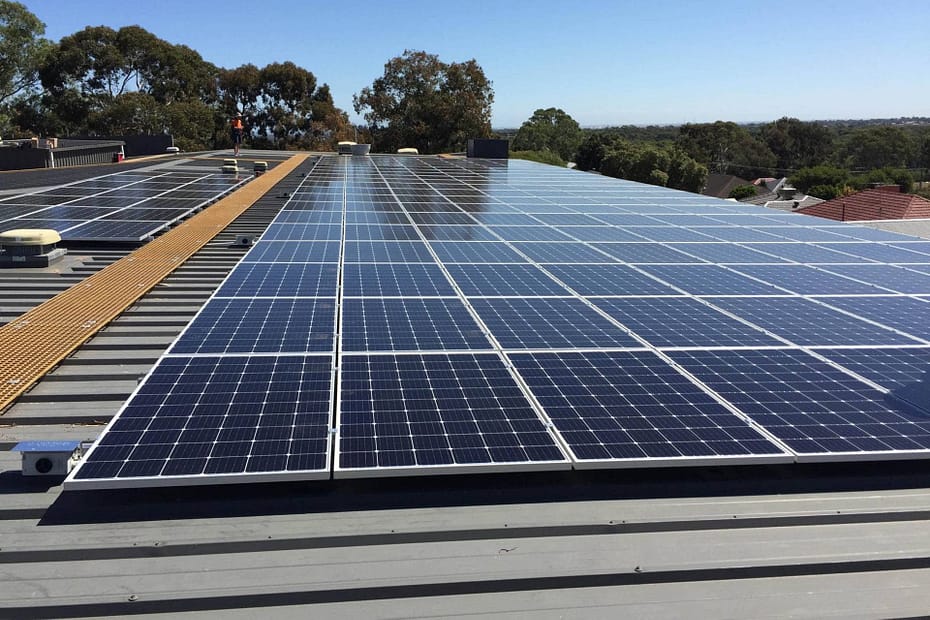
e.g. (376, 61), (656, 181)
(796, 188), (930, 221)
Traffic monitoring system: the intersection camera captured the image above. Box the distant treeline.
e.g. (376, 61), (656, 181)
(499, 112), (930, 198)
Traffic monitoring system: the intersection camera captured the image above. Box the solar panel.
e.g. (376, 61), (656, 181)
(0, 169), (250, 241)
(814, 347), (930, 390)
(470, 297), (641, 349)
(67, 155), (930, 489)
(170, 298), (336, 355)
(509, 351), (789, 466)
(70, 355), (334, 488)
(592, 297), (783, 348)
(708, 296), (922, 346)
(669, 348), (930, 458)
(336, 353), (569, 476)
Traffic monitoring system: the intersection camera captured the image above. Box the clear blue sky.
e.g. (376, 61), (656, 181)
(21, 0), (930, 128)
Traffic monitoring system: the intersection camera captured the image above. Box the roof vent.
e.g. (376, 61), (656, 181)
(0, 228), (67, 267)
(777, 185), (798, 200)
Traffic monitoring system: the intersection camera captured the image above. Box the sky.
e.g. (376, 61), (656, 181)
(20, 0), (930, 128)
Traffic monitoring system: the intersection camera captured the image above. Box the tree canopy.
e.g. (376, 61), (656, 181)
(2, 5), (350, 150)
(676, 121), (776, 178)
(0, 0), (49, 133)
(353, 50), (493, 154)
(511, 107), (582, 161)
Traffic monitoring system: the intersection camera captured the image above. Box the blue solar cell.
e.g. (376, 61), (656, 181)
(471, 297), (640, 349)
(343, 241), (435, 263)
(215, 263), (338, 297)
(817, 243), (930, 263)
(409, 212), (475, 225)
(72, 355), (333, 485)
(490, 225), (575, 242)
(752, 227), (852, 242)
(564, 226), (655, 242)
(741, 243), (868, 263)
(836, 227), (920, 242)
(416, 225), (499, 242)
(275, 210), (343, 224)
(429, 241), (526, 263)
(592, 297), (783, 348)
(242, 241), (340, 263)
(342, 263), (456, 296)
(818, 296), (930, 341)
(669, 348), (930, 456)
(510, 351), (787, 464)
(814, 347), (930, 391)
(341, 298), (492, 352)
(532, 213), (604, 225)
(729, 264), (886, 294)
(622, 227), (716, 242)
(817, 265), (930, 294)
(446, 263), (571, 296)
(337, 354), (568, 473)
(696, 227), (786, 243)
(345, 211), (409, 224)
(511, 242), (616, 263)
(635, 264), (778, 295)
(263, 222), (342, 241)
(668, 243), (788, 264)
(708, 296), (921, 346)
(171, 298), (336, 354)
(594, 214), (666, 226)
(545, 264), (679, 295)
(592, 242), (703, 263)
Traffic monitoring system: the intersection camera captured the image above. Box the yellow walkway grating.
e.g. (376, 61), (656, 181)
(0, 153), (309, 414)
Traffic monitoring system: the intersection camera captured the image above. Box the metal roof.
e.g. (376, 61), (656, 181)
(2, 152), (930, 618)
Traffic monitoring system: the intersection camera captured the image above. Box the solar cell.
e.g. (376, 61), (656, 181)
(342, 263), (456, 297)
(446, 263), (571, 296)
(341, 298), (492, 352)
(171, 298), (336, 354)
(510, 351), (789, 466)
(592, 242), (703, 263)
(669, 348), (930, 457)
(242, 241), (341, 263)
(817, 296), (930, 341)
(816, 265), (930, 294)
(814, 347), (930, 390)
(667, 243), (789, 264)
(471, 297), (640, 349)
(635, 264), (778, 295)
(510, 242), (614, 264)
(592, 297), (783, 348)
(707, 296), (922, 346)
(215, 263), (339, 297)
(545, 264), (679, 295)
(429, 241), (526, 263)
(729, 264), (887, 294)
(336, 353), (569, 475)
(70, 354), (334, 488)
(817, 243), (930, 263)
(741, 243), (868, 264)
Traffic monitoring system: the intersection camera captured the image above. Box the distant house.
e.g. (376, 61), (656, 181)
(796, 186), (930, 221)
(738, 177), (824, 212)
(702, 173), (753, 199)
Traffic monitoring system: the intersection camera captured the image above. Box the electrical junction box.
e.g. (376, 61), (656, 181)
(235, 234), (257, 247)
(13, 440), (83, 476)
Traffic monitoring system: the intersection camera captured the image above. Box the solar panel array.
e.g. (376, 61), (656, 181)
(0, 169), (249, 241)
(67, 156), (930, 488)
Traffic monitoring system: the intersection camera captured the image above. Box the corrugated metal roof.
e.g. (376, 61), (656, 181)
(3, 152), (930, 618)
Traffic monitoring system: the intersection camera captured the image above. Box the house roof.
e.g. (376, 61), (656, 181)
(797, 187), (930, 221)
(701, 173), (753, 199)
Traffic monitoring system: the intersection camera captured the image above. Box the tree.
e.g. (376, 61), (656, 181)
(598, 139), (706, 193)
(676, 121), (776, 178)
(0, 1), (49, 133)
(790, 165), (849, 194)
(729, 185), (757, 200)
(511, 107), (582, 161)
(761, 117), (833, 171)
(574, 132), (616, 171)
(839, 126), (912, 170)
(353, 50), (493, 153)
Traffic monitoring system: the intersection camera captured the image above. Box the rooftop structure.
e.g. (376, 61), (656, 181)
(2, 151), (930, 617)
(798, 186), (930, 222)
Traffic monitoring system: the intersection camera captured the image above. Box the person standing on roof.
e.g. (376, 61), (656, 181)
(230, 112), (244, 156)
